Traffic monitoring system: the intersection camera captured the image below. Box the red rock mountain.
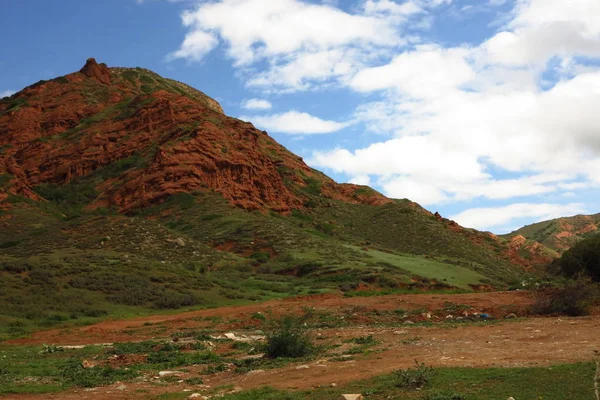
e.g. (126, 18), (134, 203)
(0, 58), (390, 213)
(505, 213), (600, 253)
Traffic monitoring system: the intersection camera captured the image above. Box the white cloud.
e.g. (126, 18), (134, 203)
(241, 98), (272, 110)
(168, 0), (449, 90)
(310, 0), (600, 211)
(349, 175), (371, 186)
(167, 30), (218, 62)
(450, 203), (587, 231)
(240, 111), (352, 134)
(0, 90), (15, 98)
(350, 46), (474, 98)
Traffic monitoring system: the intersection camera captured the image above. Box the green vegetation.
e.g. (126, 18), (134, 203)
(215, 362), (596, 400)
(532, 277), (599, 316)
(394, 360), (436, 389)
(504, 213), (600, 252)
(0, 339), (595, 398)
(552, 233), (600, 281)
(264, 313), (315, 359)
(0, 184), (524, 340)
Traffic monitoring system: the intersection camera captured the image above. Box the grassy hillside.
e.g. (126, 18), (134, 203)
(504, 213), (600, 253)
(0, 184), (527, 341)
(0, 60), (533, 341)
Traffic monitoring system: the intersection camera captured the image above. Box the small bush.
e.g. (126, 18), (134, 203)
(394, 360), (435, 389)
(264, 313), (314, 358)
(250, 252), (270, 264)
(532, 278), (599, 316)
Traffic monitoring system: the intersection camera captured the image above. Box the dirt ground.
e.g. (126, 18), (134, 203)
(5, 291), (600, 400)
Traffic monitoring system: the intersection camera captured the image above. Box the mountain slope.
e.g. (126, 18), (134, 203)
(0, 59), (541, 339)
(0, 58), (388, 214)
(504, 213), (600, 253)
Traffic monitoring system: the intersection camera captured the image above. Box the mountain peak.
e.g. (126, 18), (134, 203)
(79, 57), (111, 85)
(0, 60), (390, 214)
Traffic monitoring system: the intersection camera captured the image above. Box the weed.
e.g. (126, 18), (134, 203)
(346, 335), (378, 346)
(41, 344), (64, 354)
(185, 377), (205, 385)
(60, 358), (137, 387)
(394, 360), (435, 389)
(264, 313), (314, 359)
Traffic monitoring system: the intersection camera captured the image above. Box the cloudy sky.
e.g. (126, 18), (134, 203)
(1, 0), (599, 233)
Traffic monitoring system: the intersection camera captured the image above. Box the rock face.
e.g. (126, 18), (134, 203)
(0, 59), (390, 213)
(79, 58), (111, 85)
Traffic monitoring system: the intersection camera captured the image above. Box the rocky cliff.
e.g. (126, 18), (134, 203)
(0, 58), (390, 213)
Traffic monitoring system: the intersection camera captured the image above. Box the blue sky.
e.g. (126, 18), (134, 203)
(1, 0), (599, 233)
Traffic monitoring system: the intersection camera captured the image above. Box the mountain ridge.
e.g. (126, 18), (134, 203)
(0, 58), (390, 214)
(504, 213), (600, 253)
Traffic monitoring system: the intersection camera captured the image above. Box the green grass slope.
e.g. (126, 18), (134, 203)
(504, 213), (600, 253)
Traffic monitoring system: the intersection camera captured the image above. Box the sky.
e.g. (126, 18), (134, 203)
(1, 0), (599, 234)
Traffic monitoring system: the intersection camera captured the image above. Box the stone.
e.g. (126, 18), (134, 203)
(116, 384), (126, 391)
(404, 320), (415, 325)
(505, 313), (518, 319)
(158, 371), (181, 377)
(188, 394), (206, 399)
(339, 395), (364, 400)
(296, 365), (310, 370)
(175, 238), (186, 247)
(81, 360), (95, 369)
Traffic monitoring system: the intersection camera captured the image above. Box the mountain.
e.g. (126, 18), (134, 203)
(0, 58), (389, 213)
(0, 59), (544, 339)
(504, 213), (600, 254)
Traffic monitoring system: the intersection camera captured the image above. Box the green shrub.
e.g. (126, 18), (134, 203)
(264, 313), (314, 358)
(250, 252), (270, 264)
(532, 278), (599, 316)
(394, 360), (435, 389)
(553, 234), (600, 282)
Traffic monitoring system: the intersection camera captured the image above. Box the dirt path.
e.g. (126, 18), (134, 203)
(6, 291), (599, 400)
(7, 291), (533, 346)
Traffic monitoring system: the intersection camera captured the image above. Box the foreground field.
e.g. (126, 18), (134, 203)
(2, 291), (598, 399)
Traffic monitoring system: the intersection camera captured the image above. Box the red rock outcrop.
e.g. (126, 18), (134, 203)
(0, 59), (391, 213)
(79, 58), (111, 85)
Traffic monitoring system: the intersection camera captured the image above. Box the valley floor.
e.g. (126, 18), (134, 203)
(3, 291), (599, 399)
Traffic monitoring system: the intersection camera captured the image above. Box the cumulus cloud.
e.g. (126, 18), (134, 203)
(168, 0), (448, 90)
(241, 98), (272, 110)
(450, 203), (587, 232)
(239, 111), (352, 134)
(311, 0), (600, 211)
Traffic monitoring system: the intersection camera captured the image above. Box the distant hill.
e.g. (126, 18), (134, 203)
(504, 214), (600, 254)
(0, 58), (549, 339)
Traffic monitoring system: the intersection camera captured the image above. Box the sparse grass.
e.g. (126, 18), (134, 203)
(217, 363), (597, 400)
